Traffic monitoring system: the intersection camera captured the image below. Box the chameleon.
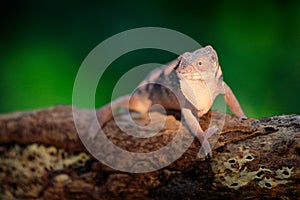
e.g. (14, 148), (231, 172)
(89, 45), (247, 156)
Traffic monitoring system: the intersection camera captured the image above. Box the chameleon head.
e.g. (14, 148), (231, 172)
(175, 45), (224, 111)
(175, 45), (222, 81)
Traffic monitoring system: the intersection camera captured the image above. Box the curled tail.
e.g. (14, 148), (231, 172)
(96, 95), (131, 127)
(88, 95), (131, 139)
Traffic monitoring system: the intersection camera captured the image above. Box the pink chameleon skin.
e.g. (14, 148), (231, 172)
(89, 45), (247, 156)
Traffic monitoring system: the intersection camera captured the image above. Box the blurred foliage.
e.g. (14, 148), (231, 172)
(0, 0), (299, 118)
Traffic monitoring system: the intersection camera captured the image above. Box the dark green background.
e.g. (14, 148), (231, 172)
(1, 1), (299, 118)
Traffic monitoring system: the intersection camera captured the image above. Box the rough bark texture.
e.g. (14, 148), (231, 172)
(0, 106), (299, 200)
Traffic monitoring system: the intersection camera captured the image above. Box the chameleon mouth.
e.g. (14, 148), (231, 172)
(175, 58), (199, 80)
(179, 70), (202, 80)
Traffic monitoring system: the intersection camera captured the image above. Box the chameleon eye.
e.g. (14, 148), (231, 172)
(198, 61), (202, 65)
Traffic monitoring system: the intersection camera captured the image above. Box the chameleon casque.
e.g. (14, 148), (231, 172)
(90, 45), (247, 156)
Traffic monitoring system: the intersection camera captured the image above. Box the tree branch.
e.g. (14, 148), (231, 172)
(0, 106), (299, 199)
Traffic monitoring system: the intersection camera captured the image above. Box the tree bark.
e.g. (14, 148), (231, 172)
(0, 106), (299, 200)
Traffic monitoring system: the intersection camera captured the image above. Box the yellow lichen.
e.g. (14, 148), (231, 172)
(212, 147), (293, 190)
(275, 166), (293, 179)
(0, 144), (90, 198)
(258, 176), (289, 189)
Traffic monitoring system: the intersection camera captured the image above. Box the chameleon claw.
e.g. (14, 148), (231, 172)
(239, 115), (247, 121)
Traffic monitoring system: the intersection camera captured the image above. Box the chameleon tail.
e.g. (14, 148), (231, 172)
(96, 95), (131, 127)
(88, 95), (131, 139)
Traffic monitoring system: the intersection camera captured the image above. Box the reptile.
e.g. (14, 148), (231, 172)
(89, 45), (247, 156)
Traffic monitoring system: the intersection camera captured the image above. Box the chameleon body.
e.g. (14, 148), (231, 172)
(90, 45), (246, 156)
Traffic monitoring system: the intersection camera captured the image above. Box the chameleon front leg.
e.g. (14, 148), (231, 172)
(181, 108), (217, 157)
(223, 82), (247, 120)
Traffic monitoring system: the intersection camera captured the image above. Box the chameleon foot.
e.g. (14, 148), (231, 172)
(88, 119), (100, 140)
(196, 126), (218, 158)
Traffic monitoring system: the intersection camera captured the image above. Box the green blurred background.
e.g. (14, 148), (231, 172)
(0, 0), (299, 118)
